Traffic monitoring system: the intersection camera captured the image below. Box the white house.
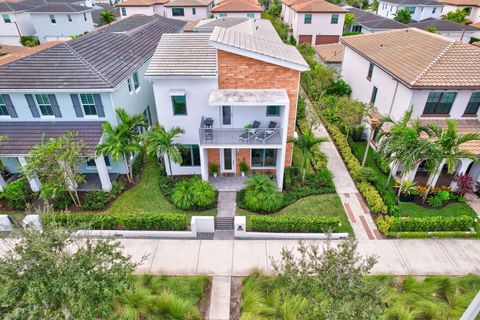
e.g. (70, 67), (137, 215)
(341, 28), (480, 186)
(345, 6), (407, 34)
(211, 0), (263, 19)
(164, 0), (214, 20)
(438, 0), (480, 23)
(0, 1), (36, 45)
(409, 17), (478, 41)
(117, 0), (169, 18)
(145, 19), (309, 189)
(377, 0), (444, 21)
(281, 0), (347, 45)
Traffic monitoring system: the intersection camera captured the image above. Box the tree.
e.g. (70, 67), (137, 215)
(23, 132), (86, 206)
(99, 10), (116, 24)
(0, 221), (136, 319)
(371, 0), (379, 13)
(425, 25), (438, 33)
(330, 96), (369, 138)
(393, 8), (412, 24)
(144, 125), (185, 176)
(289, 129), (327, 182)
(301, 63), (336, 104)
(344, 13), (356, 31)
(272, 239), (385, 320)
(442, 8), (470, 24)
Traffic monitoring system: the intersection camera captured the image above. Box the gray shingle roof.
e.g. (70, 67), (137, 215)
(0, 1), (33, 13)
(348, 7), (406, 30)
(409, 17), (478, 31)
(146, 33), (217, 77)
(380, 0), (442, 5)
(27, 3), (93, 13)
(0, 121), (104, 156)
(0, 15), (186, 90)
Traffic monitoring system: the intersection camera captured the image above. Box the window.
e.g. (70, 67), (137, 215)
(247, 12), (254, 18)
(172, 8), (185, 16)
(304, 13), (312, 24)
(50, 15), (56, 24)
(251, 149), (277, 167)
(67, 14), (72, 22)
(80, 94), (97, 116)
(464, 92), (480, 115)
(127, 78), (133, 93)
(432, 7), (436, 13)
(352, 25), (362, 32)
(423, 92), (457, 115)
(192, 7), (196, 14)
(143, 106), (152, 126)
(2, 14), (11, 23)
(465, 6), (472, 14)
(0, 96), (9, 116)
(367, 62), (374, 80)
(172, 95), (187, 115)
(370, 86), (378, 105)
(406, 6), (416, 13)
(331, 14), (339, 24)
(132, 72), (140, 90)
(86, 156), (111, 167)
(219, 12), (227, 17)
(35, 94), (54, 116)
(121, 7), (127, 16)
(83, 13), (87, 21)
(180, 145), (200, 166)
(266, 105), (281, 116)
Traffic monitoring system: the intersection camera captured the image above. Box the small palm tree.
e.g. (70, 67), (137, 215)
(116, 108), (146, 138)
(99, 10), (116, 24)
(393, 8), (412, 24)
(145, 125), (185, 176)
(288, 129), (328, 182)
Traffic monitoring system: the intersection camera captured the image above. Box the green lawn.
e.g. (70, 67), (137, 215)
(237, 194), (354, 235)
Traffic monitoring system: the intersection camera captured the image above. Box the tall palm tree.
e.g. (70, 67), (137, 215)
(99, 10), (116, 24)
(115, 108), (146, 138)
(145, 125), (185, 176)
(393, 8), (412, 24)
(288, 129), (327, 183)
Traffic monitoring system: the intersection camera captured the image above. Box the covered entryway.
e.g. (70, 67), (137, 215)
(298, 35), (313, 44)
(315, 35), (340, 45)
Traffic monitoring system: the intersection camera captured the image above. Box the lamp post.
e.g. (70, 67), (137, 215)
(362, 118), (378, 167)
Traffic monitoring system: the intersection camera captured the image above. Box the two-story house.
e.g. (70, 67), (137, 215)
(281, 0), (347, 45)
(340, 28), (480, 185)
(345, 6), (406, 34)
(409, 17), (478, 41)
(0, 15), (185, 192)
(164, 0), (214, 20)
(438, 0), (480, 24)
(117, 0), (169, 18)
(145, 19), (309, 190)
(0, 1), (36, 45)
(211, 0), (263, 19)
(377, 0), (444, 21)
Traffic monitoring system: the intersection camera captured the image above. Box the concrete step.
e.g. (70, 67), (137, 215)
(215, 217), (234, 230)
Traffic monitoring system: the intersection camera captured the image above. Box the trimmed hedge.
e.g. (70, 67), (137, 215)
(249, 215), (341, 233)
(390, 215), (475, 232)
(392, 231), (477, 239)
(42, 213), (188, 231)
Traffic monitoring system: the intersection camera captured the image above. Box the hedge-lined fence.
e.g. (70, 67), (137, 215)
(42, 213), (189, 231)
(249, 215), (341, 233)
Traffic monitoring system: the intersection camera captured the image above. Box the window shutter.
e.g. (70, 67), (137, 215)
(48, 94), (62, 118)
(1, 94), (18, 118)
(25, 94), (40, 118)
(93, 94), (105, 117)
(70, 94), (83, 117)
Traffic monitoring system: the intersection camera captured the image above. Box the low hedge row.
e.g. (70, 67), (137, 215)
(391, 231), (477, 239)
(42, 213), (189, 231)
(322, 118), (388, 214)
(377, 215), (475, 233)
(249, 215), (341, 233)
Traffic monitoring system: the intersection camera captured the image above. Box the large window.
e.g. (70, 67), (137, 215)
(220, 12), (227, 17)
(247, 12), (254, 18)
(423, 92), (457, 115)
(304, 13), (312, 24)
(0, 96), (9, 116)
(367, 62), (374, 80)
(352, 25), (362, 32)
(192, 7), (196, 14)
(180, 145), (200, 166)
(35, 94), (54, 116)
(406, 6), (416, 13)
(266, 105), (280, 116)
(251, 149), (277, 168)
(86, 156), (111, 167)
(172, 8), (185, 16)
(370, 86), (378, 106)
(2, 14), (11, 23)
(331, 14), (339, 24)
(121, 7), (127, 16)
(80, 94), (97, 116)
(172, 95), (187, 115)
(464, 92), (480, 115)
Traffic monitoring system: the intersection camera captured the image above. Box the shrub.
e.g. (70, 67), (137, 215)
(109, 180), (125, 197)
(325, 80), (352, 97)
(436, 190), (451, 201)
(42, 213), (188, 231)
(376, 215), (392, 235)
(427, 195), (443, 208)
(52, 192), (73, 210)
(239, 159), (249, 173)
(242, 175), (284, 213)
(354, 167), (378, 184)
(456, 173), (472, 196)
(209, 163), (219, 175)
(284, 167), (293, 190)
(2, 178), (30, 210)
(389, 216), (475, 232)
(297, 96), (307, 121)
(304, 167), (334, 188)
(342, 31), (362, 36)
(357, 182), (388, 214)
(249, 216), (341, 233)
(82, 191), (110, 210)
(20, 36), (39, 47)
(171, 177), (216, 210)
(171, 179), (194, 210)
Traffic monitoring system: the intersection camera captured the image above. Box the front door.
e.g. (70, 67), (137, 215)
(221, 148), (235, 173)
(221, 105), (232, 127)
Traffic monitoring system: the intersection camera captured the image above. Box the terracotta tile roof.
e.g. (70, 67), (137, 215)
(183, 19), (199, 31)
(211, 0), (263, 12)
(314, 42), (344, 63)
(286, 0), (347, 12)
(164, 0), (213, 7)
(341, 28), (480, 89)
(117, 0), (169, 7)
(438, 0), (480, 6)
(0, 41), (64, 66)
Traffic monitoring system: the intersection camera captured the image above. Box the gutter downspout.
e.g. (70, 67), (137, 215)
(387, 80), (400, 118)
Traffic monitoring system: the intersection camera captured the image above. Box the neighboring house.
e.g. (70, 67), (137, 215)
(0, 1), (36, 45)
(281, 0), (348, 45)
(377, 0), (444, 21)
(191, 16), (248, 32)
(345, 6), (406, 33)
(341, 28), (480, 185)
(0, 40), (63, 65)
(145, 19), (309, 189)
(164, 0), (214, 20)
(211, 0), (263, 19)
(117, 0), (169, 18)
(314, 42), (344, 72)
(438, 0), (480, 23)
(409, 17), (478, 41)
(0, 15), (185, 192)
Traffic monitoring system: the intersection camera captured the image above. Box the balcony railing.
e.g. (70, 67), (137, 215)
(199, 127), (282, 146)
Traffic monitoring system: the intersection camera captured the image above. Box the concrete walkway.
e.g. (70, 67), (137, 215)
(302, 90), (381, 240)
(208, 276), (231, 320)
(114, 239), (480, 276)
(216, 192), (236, 218)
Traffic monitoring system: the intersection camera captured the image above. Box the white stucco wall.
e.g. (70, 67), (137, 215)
(0, 12), (35, 45)
(437, 30), (476, 42)
(165, 5), (211, 20)
(291, 11), (345, 43)
(212, 12), (261, 19)
(378, 1), (444, 20)
(31, 12), (94, 44)
(119, 6), (155, 18)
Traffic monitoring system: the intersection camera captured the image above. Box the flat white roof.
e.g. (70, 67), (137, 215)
(208, 89), (290, 106)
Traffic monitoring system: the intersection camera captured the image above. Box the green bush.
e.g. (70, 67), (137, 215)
(20, 36), (39, 47)
(249, 216), (341, 233)
(242, 175), (284, 213)
(376, 215), (392, 235)
(358, 182), (388, 215)
(304, 168), (334, 188)
(2, 178), (31, 210)
(52, 192), (73, 210)
(171, 177), (216, 210)
(42, 213), (188, 231)
(325, 80), (352, 97)
(427, 195), (443, 208)
(342, 31), (362, 36)
(82, 191), (110, 210)
(354, 167), (378, 184)
(389, 216), (475, 232)
(284, 167), (293, 190)
(109, 180), (125, 197)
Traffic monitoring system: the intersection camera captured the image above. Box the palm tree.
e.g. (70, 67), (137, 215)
(99, 10), (116, 24)
(393, 8), (412, 24)
(288, 129), (328, 183)
(145, 125), (185, 176)
(115, 108), (146, 138)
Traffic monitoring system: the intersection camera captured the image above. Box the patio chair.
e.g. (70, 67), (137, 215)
(239, 121), (261, 142)
(255, 121), (278, 143)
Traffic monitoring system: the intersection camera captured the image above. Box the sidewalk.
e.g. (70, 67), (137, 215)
(117, 239), (480, 276)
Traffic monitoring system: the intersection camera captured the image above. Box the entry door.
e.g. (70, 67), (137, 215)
(221, 106), (232, 127)
(221, 148), (235, 173)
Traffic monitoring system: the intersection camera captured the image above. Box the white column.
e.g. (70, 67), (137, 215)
(200, 147), (208, 181)
(95, 156), (112, 192)
(17, 156), (41, 192)
(403, 162), (421, 181)
(427, 159), (446, 188)
(0, 173), (6, 192)
(276, 147), (285, 191)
